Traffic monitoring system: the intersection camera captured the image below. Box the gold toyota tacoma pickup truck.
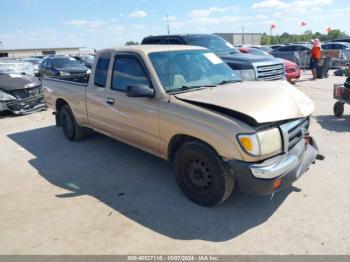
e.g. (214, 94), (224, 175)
(43, 45), (320, 206)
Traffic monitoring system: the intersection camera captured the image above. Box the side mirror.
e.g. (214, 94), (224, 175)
(35, 72), (41, 77)
(126, 84), (155, 98)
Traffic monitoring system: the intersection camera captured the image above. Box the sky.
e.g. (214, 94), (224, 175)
(1, 0), (350, 50)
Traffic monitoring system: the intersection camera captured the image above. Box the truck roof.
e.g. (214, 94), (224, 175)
(98, 45), (207, 54)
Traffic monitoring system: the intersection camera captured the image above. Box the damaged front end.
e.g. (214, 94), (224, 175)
(0, 84), (46, 115)
(0, 72), (47, 115)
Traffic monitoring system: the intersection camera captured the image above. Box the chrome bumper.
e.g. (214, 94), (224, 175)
(249, 136), (319, 180)
(250, 155), (299, 179)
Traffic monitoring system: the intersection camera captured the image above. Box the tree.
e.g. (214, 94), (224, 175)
(125, 41), (139, 46)
(327, 29), (347, 40)
(261, 33), (270, 45)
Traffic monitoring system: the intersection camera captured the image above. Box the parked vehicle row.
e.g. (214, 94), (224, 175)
(42, 45), (321, 206)
(142, 34), (285, 81)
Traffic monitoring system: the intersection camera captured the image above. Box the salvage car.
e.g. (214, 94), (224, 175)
(0, 61), (46, 114)
(39, 55), (91, 77)
(142, 34), (285, 81)
(43, 45), (321, 206)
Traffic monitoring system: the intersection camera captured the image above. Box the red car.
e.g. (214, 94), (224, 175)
(239, 47), (301, 83)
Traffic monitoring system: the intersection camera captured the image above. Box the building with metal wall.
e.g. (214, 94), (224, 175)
(0, 47), (83, 58)
(215, 33), (262, 46)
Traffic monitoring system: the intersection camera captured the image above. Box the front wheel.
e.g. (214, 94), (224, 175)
(173, 141), (234, 206)
(333, 101), (344, 117)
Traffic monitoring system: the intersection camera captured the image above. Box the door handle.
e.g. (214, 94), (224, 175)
(106, 97), (115, 105)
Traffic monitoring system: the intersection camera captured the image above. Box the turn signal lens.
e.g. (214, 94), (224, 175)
(239, 137), (253, 151)
(273, 178), (282, 189)
(238, 134), (260, 156)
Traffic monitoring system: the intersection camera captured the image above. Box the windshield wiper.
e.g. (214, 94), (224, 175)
(217, 80), (240, 85)
(167, 84), (217, 94)
(182, 84), (216, 89)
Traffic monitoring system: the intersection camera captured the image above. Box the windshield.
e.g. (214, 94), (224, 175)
(53, 57), (82, 68)
(149, 50), (239, 93)
(82, 55), (95, 64)
(0, 62), (35, 76)
(22, 58), (42, 65)
(186, 35), (240, 55)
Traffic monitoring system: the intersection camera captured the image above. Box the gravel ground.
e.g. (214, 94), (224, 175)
(0, 70), (349, 255)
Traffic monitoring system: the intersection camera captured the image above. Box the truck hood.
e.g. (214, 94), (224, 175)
(220, 53), (277, 64)
(175, 80), (314, 124)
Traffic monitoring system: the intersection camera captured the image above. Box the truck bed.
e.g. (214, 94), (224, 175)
(42, 74), (89, 123)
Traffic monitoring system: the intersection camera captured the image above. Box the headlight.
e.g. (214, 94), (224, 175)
(86, 69), (91, 74)
(238, 128), (282, 156)
(233, 69), (256, 81)
(0, 90), (16, 102)
(59, 71), (70, 76)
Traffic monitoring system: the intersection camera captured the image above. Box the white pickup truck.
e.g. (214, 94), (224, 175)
(43, 45), (321, 206)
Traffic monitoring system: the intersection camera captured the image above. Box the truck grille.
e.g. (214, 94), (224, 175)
(256, 63), (285, 80)
(280, 118), (309, 152)
(9, 85), (43, 100)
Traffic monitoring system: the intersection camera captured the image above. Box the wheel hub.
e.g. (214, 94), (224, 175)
(187, 160), (212, 189)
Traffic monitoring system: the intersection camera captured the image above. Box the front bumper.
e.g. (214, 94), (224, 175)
(1, 94), (46, 115)
(228, 136), (319, 195)
(286, 71), (301, 81)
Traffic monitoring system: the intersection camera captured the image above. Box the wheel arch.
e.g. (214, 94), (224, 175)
(55, 98), (69, 126)
(167, 134), (220, 162)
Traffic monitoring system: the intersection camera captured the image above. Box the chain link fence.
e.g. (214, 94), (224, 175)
(271, 50), (348, 69)
(270, 51), (310, 69)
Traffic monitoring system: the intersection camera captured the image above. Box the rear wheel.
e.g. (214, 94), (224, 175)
(60, 104), (87, 141)
(173, 141), (234, 206)
(333, 101), (344, 117)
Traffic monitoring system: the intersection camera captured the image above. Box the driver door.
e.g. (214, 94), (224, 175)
(102, 53), (160, 155)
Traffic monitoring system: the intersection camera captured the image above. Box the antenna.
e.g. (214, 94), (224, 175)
(167, 14), (170, 35)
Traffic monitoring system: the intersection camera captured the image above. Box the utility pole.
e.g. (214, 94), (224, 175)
(242, 25), (245, 45)
(166, 14), (170, 35)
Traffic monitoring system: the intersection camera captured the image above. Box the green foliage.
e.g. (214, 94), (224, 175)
(261, 29), (348, 45)
(125, 41), (139, 46)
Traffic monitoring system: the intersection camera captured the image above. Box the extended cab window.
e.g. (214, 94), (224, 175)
(111, 56), (150, 92)
(94, 53), (111, 87)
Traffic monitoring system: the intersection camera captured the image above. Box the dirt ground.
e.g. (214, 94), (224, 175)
(0, 71), (349, 255)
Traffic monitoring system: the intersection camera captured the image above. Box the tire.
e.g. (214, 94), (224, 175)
(173, 141), (234, 206)
(333, 101), (344, 117)
(60, 104), (87, 141)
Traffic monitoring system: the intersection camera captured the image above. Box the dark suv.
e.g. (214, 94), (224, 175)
(142, 34), (285, 81)
(39, 56), (90, 77)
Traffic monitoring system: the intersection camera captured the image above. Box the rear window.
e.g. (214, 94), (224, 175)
(94, 52), (111, 87)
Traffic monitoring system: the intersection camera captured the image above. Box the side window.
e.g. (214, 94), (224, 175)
(160, 38), (183, 45)
(47, 59), (53, 68)
(143, 38), (160, 44)
(111, 56), (150, 92)
(41, 59), (47, 69)
(334, 44), (343, 50)
(279, 46), (290, 52)
(94, 52), (111, 87)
